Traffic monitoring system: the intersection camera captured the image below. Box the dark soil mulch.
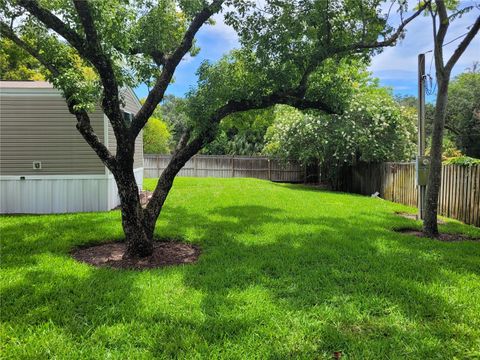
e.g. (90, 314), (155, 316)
(71, 241), (200, 269)
(395, 228), (479, 242)
(394, 211), (445, 224)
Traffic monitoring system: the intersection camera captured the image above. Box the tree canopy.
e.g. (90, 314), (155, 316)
(264, 65), (417, 182)
(158, 95), (190, 146)
(443, 67), (480, 158)
(0, 38), (44, 80)
(203, 108), (275, 155)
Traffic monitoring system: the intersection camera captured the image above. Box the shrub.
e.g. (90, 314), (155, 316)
(143, 117), (172, 154)
(443, 156), (480, 166)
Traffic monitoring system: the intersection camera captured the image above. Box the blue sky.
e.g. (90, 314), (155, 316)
(135, 2), (480, 102)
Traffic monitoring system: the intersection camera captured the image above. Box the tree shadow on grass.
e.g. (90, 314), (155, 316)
(0, 211), (124, 270)
(170, 204), (480, 358)
(269, 181), (368, 197)
(1, 202), (479, 358)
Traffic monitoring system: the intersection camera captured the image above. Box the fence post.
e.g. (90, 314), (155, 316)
(193, 155), (197, 177)
(231, 156), (235, 178)
(268, 159), (272, 181)
(393, 164), (397, 200)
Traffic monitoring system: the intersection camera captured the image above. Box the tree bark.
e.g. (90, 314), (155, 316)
(422, 3), (479, 237)
(423, 75), (450, 237)
(113, 137), (195, 258)
(114, 169), (153, 258)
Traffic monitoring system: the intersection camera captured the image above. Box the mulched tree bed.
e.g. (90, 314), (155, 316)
(394, 228), (480, 242)
(71, 241), (200, 270)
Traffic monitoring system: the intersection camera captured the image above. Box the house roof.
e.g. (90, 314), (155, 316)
(0, 81), (53, 89)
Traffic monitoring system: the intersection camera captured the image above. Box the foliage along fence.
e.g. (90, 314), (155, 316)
(144, 154), (305, 183)
(337, 162), (480, 227)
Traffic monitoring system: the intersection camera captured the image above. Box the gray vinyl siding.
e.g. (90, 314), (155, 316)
(135, 129), (144, 168)
(121, 87), (141, 114)
(0, 95), (105, 175)
(133, 128), (144, 169)
(107, 87), (143, 169)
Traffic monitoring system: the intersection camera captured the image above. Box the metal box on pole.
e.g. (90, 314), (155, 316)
(416, 156), (430, 186)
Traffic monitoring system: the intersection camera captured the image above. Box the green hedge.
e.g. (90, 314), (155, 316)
(443, 156), (480, 166)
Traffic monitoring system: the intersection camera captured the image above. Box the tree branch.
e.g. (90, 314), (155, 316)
(72, 0), (126, 139)
(131, 0), (225, 137)
(435, 0), (450, 48)
(150, 50), (167, 66)
(16, 0), (86, 52)
(444, 124), (460, 135)
(210, 94), (336, 125)
(173, 129), (192, 154)
(74, 111), (118, 171)
(119, 46), (167, 66)
(72, 0), (100, 45)
(17, 0), (127, 148)
(428, 2), (438, 43)
(337, 1), (430, 53)
(445, 15), (480, 72)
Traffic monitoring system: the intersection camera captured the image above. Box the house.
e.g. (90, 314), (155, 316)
(0, 81), (143, 214)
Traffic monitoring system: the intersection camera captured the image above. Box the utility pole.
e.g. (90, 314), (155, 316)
(417, 53), (427, 220)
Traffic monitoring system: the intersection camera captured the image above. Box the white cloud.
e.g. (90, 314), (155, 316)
(201, 9), (239, 47)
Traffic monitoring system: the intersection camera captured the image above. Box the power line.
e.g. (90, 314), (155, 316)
(422, 30), (470, 96)
(423, 30), (470, 54)
(443, 31), (471, 47)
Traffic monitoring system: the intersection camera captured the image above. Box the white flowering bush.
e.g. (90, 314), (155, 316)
(264, 85), (416, 176)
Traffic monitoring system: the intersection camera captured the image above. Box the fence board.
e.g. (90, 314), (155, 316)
(338, 162), (479, 227)
(144, 154), (305, 183)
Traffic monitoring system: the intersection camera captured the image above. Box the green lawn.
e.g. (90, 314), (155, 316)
(1, 178), (479, 359)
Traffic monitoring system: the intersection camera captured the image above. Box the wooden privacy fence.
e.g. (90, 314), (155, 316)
(144, 154), (305, 182)
(338, 162), (480, 227)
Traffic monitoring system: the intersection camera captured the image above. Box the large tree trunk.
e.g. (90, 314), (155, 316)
(423, 75), (450, 237)
(113, 142), (194, 258)
(115, 169), (154, 258)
